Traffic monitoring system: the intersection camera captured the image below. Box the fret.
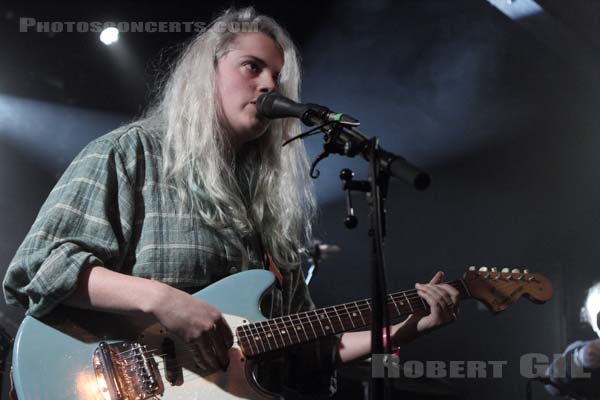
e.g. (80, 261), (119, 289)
(272, 317), (291, 347)
(395, 293), (405, 308)
(294, 312), (311, 341)
(312, 310), (327, 335)
(287, 315), (301, 345)
(241, 324), (258, 355)
(319, 308), (335, 334)
(403, 292), (414, 313)
(261, 320), (278, 351)
(390, 295), (401, 317)
(245, 322), (267, 353)
(263, 319), (283, 349)
(303, 310), (318, 339)
(332, 305), (345, 331)
(342, 303), (356, 329)
(419, 296), (428, 310)
(458, 280), (471, 297)
(353, 301), (367, 325)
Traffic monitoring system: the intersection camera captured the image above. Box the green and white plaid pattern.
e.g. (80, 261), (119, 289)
(3, 125), (314, 319)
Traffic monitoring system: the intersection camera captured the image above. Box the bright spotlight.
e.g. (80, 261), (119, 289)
(99, 27), (119, 46)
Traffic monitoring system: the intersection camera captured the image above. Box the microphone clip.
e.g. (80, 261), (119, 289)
(309, 122), (366, 179)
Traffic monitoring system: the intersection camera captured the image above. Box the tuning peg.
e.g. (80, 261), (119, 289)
(491, 267), (498, 272)
(512, 268), (521, 273)
(523, 269), (530, 274)
(479, 267), (488, 272)
(469, 266), (477, 271)
(501, 268), (510, 273)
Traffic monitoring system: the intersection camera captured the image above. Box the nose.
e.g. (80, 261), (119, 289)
(258, 71), (278, 93)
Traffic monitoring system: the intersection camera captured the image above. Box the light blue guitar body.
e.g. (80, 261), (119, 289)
(12, 265), (552, 399)
(12, 270), (277, 400)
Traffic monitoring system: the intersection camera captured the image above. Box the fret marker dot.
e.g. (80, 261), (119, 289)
(254, 336), (260, 340)
(325, 326), (330, 330)
(296, 326), (302, 330)
(320, 314), (326, 319)
(281, 330), (287, 335)
(352, 312), (357, 317)
(267, 333), (272, 337)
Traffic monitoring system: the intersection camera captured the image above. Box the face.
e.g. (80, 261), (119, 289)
(215, 32), (284, 148)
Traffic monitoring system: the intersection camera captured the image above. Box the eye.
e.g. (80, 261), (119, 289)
(244, 62), (261, 73)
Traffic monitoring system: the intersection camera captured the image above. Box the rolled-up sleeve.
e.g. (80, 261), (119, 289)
(3, 136), (135, 317)
(545, 340), (600, 398)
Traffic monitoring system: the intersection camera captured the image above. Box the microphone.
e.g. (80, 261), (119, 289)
(256, 92), (359, 126)
(257, 92), (431, 190)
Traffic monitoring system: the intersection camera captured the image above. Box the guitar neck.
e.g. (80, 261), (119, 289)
(237, 279), (471, 357)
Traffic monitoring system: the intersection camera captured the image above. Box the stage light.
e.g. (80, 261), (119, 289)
(99, 27), (119, 45)
(485, 0), (543, 20)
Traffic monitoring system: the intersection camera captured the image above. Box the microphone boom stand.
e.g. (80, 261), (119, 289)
(287, 110), (430, 400)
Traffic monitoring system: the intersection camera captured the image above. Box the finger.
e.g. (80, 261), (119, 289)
(415, 271), (444, 291)
(429, 271), (444, 284)
(209, 324), (230, 370)
(435, 284), (460, 310)
(438, 283), (460, 304)
(421, 284), (454, 307)
(216, 317), (234, 349)
(416, 288), (443, 315)
(194, 334), (220, 371)
(416, 288), (453, 322)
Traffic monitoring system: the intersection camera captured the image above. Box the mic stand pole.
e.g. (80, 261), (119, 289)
(339, 138), (392, 400)
(366, 137), (392, 400)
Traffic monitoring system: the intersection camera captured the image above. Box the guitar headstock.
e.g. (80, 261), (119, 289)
(463, 266), (553, 313)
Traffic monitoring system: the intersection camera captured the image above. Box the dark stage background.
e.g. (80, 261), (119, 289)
(2, 1), (600, 399)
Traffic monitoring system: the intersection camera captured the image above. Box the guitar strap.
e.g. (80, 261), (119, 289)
(255, 231), (283, 287)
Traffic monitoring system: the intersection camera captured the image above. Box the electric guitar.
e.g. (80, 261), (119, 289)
(12, 267), (553, 399)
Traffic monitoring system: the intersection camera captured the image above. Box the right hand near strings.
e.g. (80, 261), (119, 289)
(150, 283), (234, 371)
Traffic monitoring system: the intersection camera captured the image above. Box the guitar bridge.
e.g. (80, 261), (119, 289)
(93, 341), (164, 400)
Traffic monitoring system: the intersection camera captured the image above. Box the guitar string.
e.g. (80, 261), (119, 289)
(112, 273), (527, 359)
(106, 276), (526, 383)
(125, 274), (532, 362)
(114, 281), (469, 360)
(234, 281), (468, 343)
(112, 277), (526, 377)
(116, 288), (455, 365)
(115, 292), (423, 361)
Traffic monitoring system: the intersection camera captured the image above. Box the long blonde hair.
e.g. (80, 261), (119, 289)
(139, 7), (315, 269)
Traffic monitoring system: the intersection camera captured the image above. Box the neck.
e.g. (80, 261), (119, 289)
(237, 279), (471, 357)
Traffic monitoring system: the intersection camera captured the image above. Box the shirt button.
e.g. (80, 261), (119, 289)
(229, 267), (238, 274)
